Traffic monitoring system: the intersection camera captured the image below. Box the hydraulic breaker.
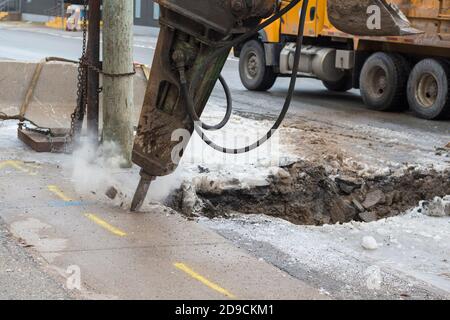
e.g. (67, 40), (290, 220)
(130, 0), (419, 211)
(131, 0), (276, 211)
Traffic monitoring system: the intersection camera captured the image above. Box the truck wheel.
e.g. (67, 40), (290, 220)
(322, 74), (353, 92)
(239, 40), (277, 91)
(407, 59), (450, 120)
(360, 52), (410, 111)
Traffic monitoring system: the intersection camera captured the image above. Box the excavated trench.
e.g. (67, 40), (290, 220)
(169, 160), (450, 225)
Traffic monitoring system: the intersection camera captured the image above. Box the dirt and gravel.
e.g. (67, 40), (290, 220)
(171, 160), (449, 225)
(162, 101), (449, 299)
(167, 105), (450, 226)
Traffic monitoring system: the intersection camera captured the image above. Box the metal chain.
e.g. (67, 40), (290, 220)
(69, 0), (89, 143)
(5, 1), (136, 152)
(84, 61), (137, 77)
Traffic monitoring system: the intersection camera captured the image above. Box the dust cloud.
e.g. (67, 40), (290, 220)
(70, 140), (183, 208)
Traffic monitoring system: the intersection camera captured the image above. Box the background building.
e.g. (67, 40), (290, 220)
(134, 0), (159, 27)
(18, 0), (160, 28)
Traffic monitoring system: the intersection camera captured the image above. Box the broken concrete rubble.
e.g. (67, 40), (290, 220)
(352, 199), (365, 213)
(105, 186), (118, 200)
(169, 160), (450, 226)
(420, 196), (450, 217)
(335, 176), (363, 195)
(358, 211), (378, 223)
(180, 183), (202, 217)
(361, 236), (379, 250)
(435, 147), (450, 157)
(362, 189), (386, 209)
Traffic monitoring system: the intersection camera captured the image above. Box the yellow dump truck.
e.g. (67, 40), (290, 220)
(236, 0), (450, 120)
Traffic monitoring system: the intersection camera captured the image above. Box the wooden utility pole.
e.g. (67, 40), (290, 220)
(86, 0), (101, 143)
(102, 0), (134, 167)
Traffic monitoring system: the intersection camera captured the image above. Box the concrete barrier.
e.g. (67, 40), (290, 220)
(0, 59), (148, 129)
(0, 12), (22, 21)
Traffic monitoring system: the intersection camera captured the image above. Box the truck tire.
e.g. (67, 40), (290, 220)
(239, 40), (277, 91)
(407, 59), (450, 120)
(322, 74), (353, 92)
(360, 52), (410, 111)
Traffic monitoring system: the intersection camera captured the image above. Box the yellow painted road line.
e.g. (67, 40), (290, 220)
(0, 160), (37, 175)
(0, 161), (9, 170)
(85, 213), (127, 237)
(47, 185), (73, 202)
(10, 161), (33, 174)
(174, 263), (236, 299)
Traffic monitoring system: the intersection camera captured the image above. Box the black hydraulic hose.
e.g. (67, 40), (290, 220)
(178, 0), (308, 154)
(184, 0), (304, 132)
(218, 0), (304, 56)
(200, 75), (233, 131)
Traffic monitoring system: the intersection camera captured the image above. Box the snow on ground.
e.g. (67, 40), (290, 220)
(202, 200), (450, 299)
(171, 104), (297, 192)
(350, 123), (449, 172)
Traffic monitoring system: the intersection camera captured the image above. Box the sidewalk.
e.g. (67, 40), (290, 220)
(0, 120), (325, 300)
(0, 217), (72, 300)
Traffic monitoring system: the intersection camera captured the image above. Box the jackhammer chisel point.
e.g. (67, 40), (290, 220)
(130, 172), (156, 212)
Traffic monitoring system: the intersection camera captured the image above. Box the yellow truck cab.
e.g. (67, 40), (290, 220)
(235, 0), (450, 120)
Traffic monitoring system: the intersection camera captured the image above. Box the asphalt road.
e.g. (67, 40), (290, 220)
(0, 23), (448, 134)
(0, 23), (448, 137)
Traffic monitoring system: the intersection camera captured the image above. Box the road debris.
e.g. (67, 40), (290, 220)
(170, 160), (450, 226)
(359, 211), (378, 223)
(105, 186), (118, 200)
(361, 236), (379, 250)
(335, 176), (363, 195)
(419, 196), (450, 217)
(362, 190), (386, 209)
(352, 199), (366, 213)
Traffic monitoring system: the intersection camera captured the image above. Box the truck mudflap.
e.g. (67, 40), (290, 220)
(327, 0), (422, 36)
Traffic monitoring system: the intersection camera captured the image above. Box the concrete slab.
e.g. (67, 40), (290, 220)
(0, 60), (148, 128)
(0, 217), (73, 300)
(0, 61), (35, 116)
(49, 243), (323, 300)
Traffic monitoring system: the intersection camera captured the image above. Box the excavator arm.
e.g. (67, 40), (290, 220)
(130, 0), (419, 211)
